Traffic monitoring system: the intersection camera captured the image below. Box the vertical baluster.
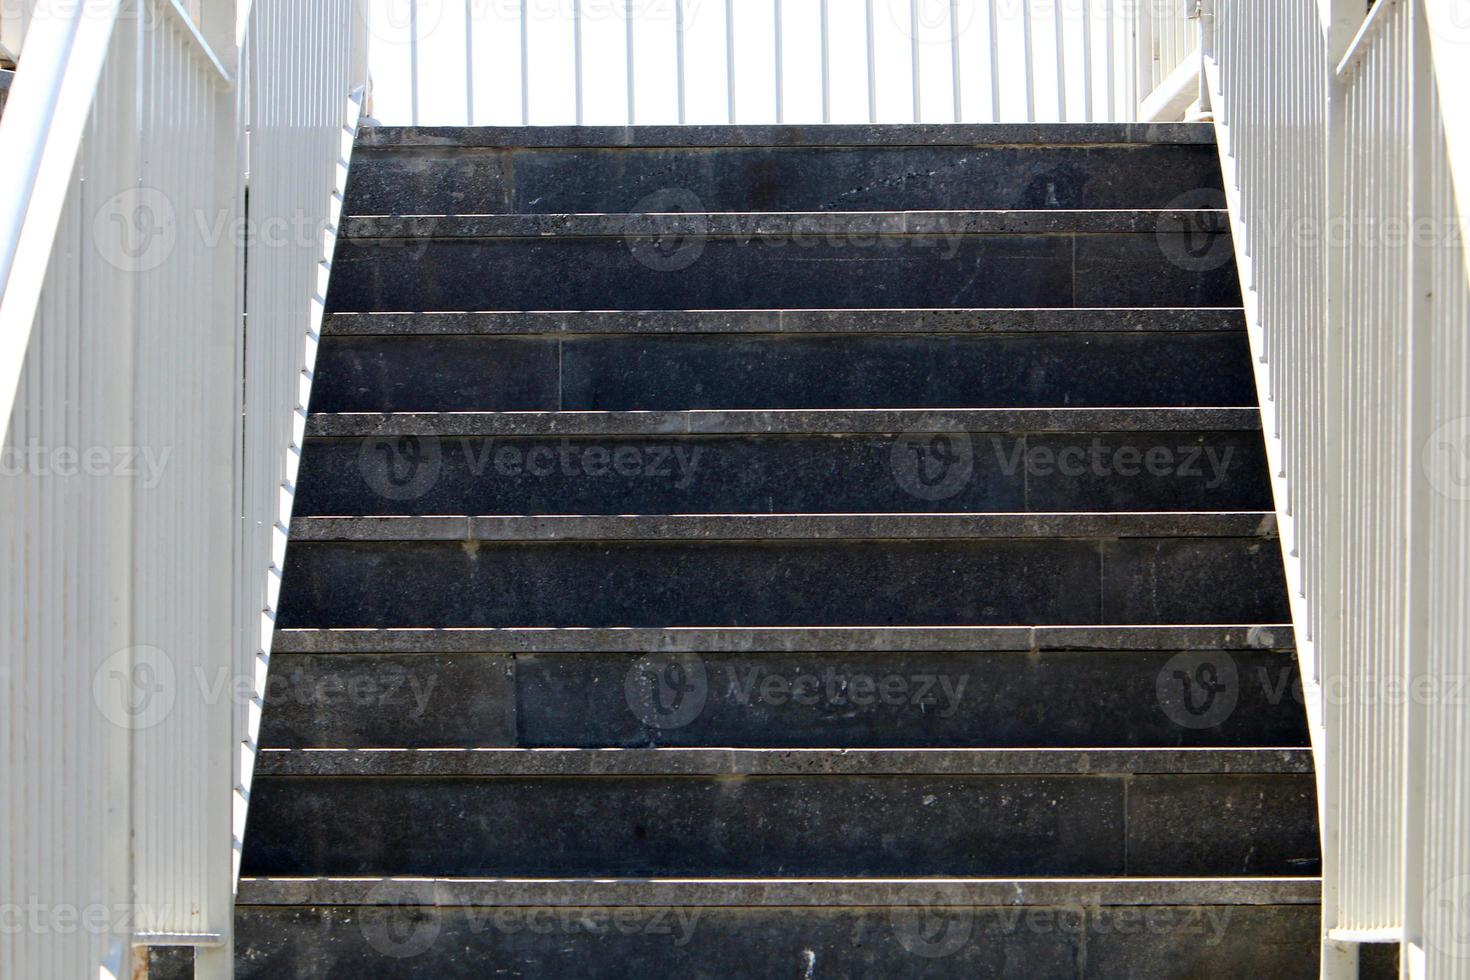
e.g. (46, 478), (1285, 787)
(574, 0), (584, 124)
(910, 0), (921, 122)
(676, 0), (687, 123)
(410, 0), (420, 124)
(1022, 0), (1035, 121)
(1081, 0), (1093, 121)
(465, 0), (476, 125)
(820, 0), (831, 123)
(1104, 0), (1114, 120)
(726, 0), (737, 123)
(987, 0), (1000, 121)
(1054, 0), (1067, 120)
(949, 0), (961, 122)
(626, 0), (636, 124)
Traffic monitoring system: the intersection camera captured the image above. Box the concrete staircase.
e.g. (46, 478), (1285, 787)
(235, 124), (1322, 977)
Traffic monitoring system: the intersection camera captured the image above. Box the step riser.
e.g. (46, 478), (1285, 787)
(298, 431), (1271, 516)
(310, 333), (1257, 413)
(258, 650), (1310, 750)
(234, 903), (1320, 980)
(346, 144), (1225, 215)
(240, 773), (1319, 877)
(275, 537), (1291, 629)
(324, 233), (1242, 313)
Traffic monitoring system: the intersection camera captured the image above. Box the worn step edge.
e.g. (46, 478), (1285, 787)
(322, 308), (1247, 337)
(236, 876), (1320, 908)
(307, 408), (1263, 439)
(288, 512), (1278, 543)
(356, 123), (1217, 149)
(269, 625), (1295, 655)
(342, 209), (1228, 240)
(252, 747), (1313, 778)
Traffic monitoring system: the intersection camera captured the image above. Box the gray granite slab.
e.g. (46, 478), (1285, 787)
(309, 330), (1257, 412)
(288, 512), (1279, 542)
(347, 142), (1223, 215)
(239, 771), (1313, 877)
(236, 875), (1321, 907)
(252, 748), (1314, 777)
(269, 625), (1296, 655)
(356, 123), (1218, 148)
(322, 308), (1247, 337)
(273, 535), (1290, 628)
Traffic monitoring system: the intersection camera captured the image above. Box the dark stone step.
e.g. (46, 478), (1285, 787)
(257, 644), (1309, 750)
(272, 624), (1294, 653)
(274, 524), (1290, 629)
(324, 214), (1240, 312)
(358, 122), (1217, 149)
(308, 330), (1257, 412)
(341, 210), (1224, 238)
(234, 899), (1319, 979)
(288, 512), (1278, 541)
(322, 307), (1246, 337)
(239, 768), (1319, 877)
(347, 140), (1223, 216)
(254, 748), (1313, 777)
(297, 410), (1269, 516)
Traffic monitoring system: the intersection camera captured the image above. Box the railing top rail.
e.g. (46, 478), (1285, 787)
(0, 0), (122, 446)
(1335, 0), (1398, 77)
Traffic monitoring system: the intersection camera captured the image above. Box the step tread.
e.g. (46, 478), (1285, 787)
(236, 875), (1319, 907)
(271, 624), (1295, 654)
(308, 407), (1263, 438)
(357, 123), (1217, 149)
(343, 209), (1228, 239)
(322, 308), (1246, 336)
(253, 747), (1313, 778)
(289, 512), (1279, 542)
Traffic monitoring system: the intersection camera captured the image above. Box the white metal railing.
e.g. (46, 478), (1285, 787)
(0, 0), (366, 977)
(370, 0), (1153, 126)
(1191, 0), (1470, 973)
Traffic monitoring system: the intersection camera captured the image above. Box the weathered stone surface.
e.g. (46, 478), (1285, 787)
(324, 231), (1240, 312)
(309, 330), (1257, 412)
(1125, 774), (1322, 876)
(234, 902), (1320, 979)
(268, 625), (1296, 655)
(322, 308), (1246, 337)
(257, 653), (516, 749)
(252, 748), (1314, 777)
(347, 142), (1224, 215)
(240, 770), (1313, 877)
(237, 876), (1321, 907)
(356, 122), (1218, 148)
(275, 534), (1288, 629)
(297, 427), (1269, 516)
